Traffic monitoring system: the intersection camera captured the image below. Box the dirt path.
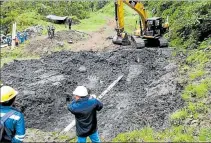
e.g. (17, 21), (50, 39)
(24, 18), (118, 55)
(71, 18), (119, 52)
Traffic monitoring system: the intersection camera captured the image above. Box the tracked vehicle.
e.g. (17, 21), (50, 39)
(113, 0), (169, 48)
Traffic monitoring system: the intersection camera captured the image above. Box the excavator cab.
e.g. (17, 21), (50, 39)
(143, 17), (163, 38)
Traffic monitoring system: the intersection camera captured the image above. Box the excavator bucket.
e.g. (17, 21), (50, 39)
(112, 32), (131, 46)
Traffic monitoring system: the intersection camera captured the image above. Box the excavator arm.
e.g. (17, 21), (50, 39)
(113, 0), (169, 48)
(114, 0), (148, 35)
(114, 0), (124, 35)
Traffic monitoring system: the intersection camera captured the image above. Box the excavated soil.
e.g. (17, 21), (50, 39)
(1, 48), (184, 140)
(25, 30), (89, 55)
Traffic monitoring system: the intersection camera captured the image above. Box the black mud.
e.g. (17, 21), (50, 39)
(1, 48), (184, 140)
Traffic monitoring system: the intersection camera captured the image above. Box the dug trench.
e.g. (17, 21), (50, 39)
(1, 47), (184, 141)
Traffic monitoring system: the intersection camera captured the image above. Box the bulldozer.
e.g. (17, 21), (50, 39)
(112, 0), (169, 48)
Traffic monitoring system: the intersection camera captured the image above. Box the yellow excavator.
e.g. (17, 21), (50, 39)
(113, 0), (169, 48)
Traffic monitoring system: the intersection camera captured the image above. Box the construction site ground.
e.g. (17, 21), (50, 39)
(1, 18), (184, 142)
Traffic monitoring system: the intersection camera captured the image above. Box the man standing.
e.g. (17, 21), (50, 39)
(23, 31), (28, 41)
(15, 36), (19, 47)
(51, 25), (55, 38)
(17, 32), (21, 42)
(68, 18), (72, 30)
(68, 86), (103, 143)
(0, 86), (25, 142)
(6, 35), (12, 46)
(47, 25), (51, 38)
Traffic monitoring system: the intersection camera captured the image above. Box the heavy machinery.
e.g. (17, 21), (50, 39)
(113, 0), (169, 48)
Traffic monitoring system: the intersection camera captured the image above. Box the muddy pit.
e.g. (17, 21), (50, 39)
(1, 48), (184, 140)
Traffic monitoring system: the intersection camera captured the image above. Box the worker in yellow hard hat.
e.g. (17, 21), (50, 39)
(0, 86), (25, 142)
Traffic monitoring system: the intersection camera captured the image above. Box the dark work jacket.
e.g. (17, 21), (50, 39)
(68, 96), (103, 137)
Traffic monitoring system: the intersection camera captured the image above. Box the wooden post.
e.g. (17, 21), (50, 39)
(11, 22), (16, 49)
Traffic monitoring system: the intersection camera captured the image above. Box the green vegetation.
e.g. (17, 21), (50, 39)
(146, 1), (211, 49)
(113, 125), (211, 142)
(0, 1), (109, 33)
(0, 42), (40, 67)
(73, 13), (107, 32)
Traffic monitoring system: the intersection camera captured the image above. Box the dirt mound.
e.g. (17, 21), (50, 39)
(1, 48), (184, 140)
(25, 30), (89, 55)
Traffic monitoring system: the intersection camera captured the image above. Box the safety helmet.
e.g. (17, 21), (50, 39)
(73, 86), (88, 97)
(0, 86), (18, 103)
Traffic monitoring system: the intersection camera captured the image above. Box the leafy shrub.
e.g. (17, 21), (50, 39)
(199, 128), (211, 141)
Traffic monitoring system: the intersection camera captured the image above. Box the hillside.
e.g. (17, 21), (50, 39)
(146, 1), (211, 49)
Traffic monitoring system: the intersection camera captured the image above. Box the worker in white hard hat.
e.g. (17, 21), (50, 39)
(68, 86), (103, 143)
(0, 86), (25, 142)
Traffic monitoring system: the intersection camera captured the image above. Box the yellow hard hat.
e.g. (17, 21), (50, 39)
(0, 86), (18, 103)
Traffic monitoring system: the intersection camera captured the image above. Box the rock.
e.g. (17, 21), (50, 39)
(191, 119), (199, 126)
(184, 118), (193, 125)
(78, 66), (87, 72)
(68, 40), (73, 44)
(57, 41), (64, 47)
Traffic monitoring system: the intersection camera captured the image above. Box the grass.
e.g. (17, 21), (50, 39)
(189, 68), (205, 80)
(182, 81), (209, 100)
(187, 102), (208, 114)
(113, 127), (156, 142)
(186, 50), (209, 65)
(0, 43), (40, 67)
(73, 12), (108, 32)
(113, 124), (211, 142)
(113, 125), (197, 142)
(170, 109), (188, 124)
(199, 128), (211, 141)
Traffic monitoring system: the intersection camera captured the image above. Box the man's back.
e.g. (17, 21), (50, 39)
(0, 106), (25, 142)
(68, 96), (103, 137)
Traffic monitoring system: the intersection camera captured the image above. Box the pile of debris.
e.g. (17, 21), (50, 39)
(25, 25), (44, 38)
(24, 30), (89, 55)
(1, 48), (184, 140)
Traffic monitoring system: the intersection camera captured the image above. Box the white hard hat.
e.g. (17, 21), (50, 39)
(73, 86), (88, 97)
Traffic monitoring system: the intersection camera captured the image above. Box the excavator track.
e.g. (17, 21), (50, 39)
(158, 38), (169, 47)
(131, 36), (145, 49)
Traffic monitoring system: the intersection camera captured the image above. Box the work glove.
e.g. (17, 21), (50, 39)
(90, 94), (97, 99)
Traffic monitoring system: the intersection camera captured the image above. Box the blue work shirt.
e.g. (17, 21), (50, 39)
(24, 32), (27, 40)
(0, 105), (25, 143)
(17, 32), (21, 41)
(68, 96), (103, 137)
